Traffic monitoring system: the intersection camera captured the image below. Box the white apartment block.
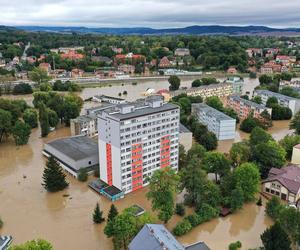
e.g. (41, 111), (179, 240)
(254, 89), (300, 115)
(171, 83), (233, 100)
(191, 103), (236, 140)
(98, 96), (180, 194)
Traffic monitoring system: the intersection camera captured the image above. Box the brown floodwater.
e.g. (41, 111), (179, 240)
(0, 77), (281, 250)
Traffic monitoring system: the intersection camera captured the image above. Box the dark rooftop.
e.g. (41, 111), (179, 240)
(45, 136), (98, 161)
(263, 164), (300, 194)
(185, 242), (211, 250)
(179, 123), (191, 133)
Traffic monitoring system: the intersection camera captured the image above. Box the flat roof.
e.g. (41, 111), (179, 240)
(192, 103), (235, 122)
(255, 89), (299, 101)
(45, 136), (98, 161)
(179, 123), (191, 133)
(94, 94), (125, 101)
(229, 95), (268, 109)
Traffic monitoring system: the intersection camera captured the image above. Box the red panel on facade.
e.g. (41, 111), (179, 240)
(131, 143), (143, 191)
(106, 143), (113, 186)
(160, 135), (170, 168)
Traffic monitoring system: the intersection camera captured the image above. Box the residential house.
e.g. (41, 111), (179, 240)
(71, 68), (84, 78)
(246, 48), (263, 58)
(61, 51), (84, 60)
(129, 224), (210, 250)
(39, 62), (51, 75)
(192, 103), (236, 140)
(174, 48), (190, 57)
(225, 76), (244, 95)
(158, 56), (172, 68)
(262, 165), (300, 203)
(227, 67), (237, 74)
(118, 64), (135, 74)
(227, 96), (271, 121)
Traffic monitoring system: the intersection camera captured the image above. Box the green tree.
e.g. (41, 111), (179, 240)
(249, 126), (273, 146)
(93, 203), (105, 224)
(279, 207), (300, 245)
(259, 74), (273, 85)
(47, 108), (59, 128)
(23, 108), (38, 128)
(12, 120), (31, 145)
(191, 79), (202, 87)
(253, 140), (286, 178)
(205, 96), (224, 111)
(0, 108), (12, 142)
(0, 216), (3, 228)
(266, 96), (278, 108)
(240, 116), (262, 133)
(147, 167), (180, 223)
(261, 222), (292, 250)
(42, 156), (69, 192)
(107, 204), (118, 222)
(229, 141), (251, 166)
(29, 67), (50, 84)
(290, 110), (300, 135)
(280, 86), (300, 98)
(202, 151), (231, 182)
(252, 95), (262, 104)
(39, 103), (50, 137)
(266, 196), (283, 219)
(234, 163), (260, 201)
(186, 143), (206, 161)
(279, 134), (300, 160)
(229, 186), (244, 212)
(77, 168), (88, 182)
(175, 203), (185, 216)
(63, 101), (80, 126)
(9, 239), (53, 250)
(168, 75), (181, 91)
(178, 144), (187, 170)
(197, 131), (218, 151)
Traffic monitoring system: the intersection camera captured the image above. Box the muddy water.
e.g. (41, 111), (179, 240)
(0, 77), (279, 250)
(218, 120), (293, 153)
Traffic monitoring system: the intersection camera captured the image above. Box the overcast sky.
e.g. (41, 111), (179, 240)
(0, 0), (300, 28)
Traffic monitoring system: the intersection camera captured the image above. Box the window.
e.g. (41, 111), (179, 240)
(88, 161), (91, 165)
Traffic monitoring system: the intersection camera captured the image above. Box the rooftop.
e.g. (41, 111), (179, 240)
(264, 164), (300, 194)
(45, 136), (98, 161)
(192, 103), (235, 122)
(255, 89), (299, 101)
(179, 123), (191, 133)
(129, 224), (185, 250)
(229, 95), (269, 109)
(100, 96), (178, 121)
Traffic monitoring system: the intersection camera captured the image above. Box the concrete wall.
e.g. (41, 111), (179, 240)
(179, 132), (193, 151)
(292, 147), (300, 164)
(219, 119), (236, 140)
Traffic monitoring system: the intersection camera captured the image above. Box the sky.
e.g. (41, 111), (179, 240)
(0, 0), (300, 28)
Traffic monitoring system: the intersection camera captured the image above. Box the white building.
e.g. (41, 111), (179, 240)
(254, 89), (300, 115)
(98, 95), (180, 194)
(191, 103), (236, 140)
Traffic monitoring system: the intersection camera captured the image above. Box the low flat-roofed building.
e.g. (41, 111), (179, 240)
(43, 136), (99, 177)
(92, 95), (126, 104)
(192, 103), (236, 140)
(179, 123), (193, 151)
(254, 89), (300, 115)
(70, 114), (97, 137)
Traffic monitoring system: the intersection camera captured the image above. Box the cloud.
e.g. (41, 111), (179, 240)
(0, 0), (299, 28)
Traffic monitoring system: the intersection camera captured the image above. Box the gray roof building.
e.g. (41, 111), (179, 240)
(192, 103), (236, 140)
(43, 136), (99, 177)
(129, 224), (210, 250)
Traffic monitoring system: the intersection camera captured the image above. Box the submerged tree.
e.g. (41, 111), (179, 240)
(42, 156), (69, 192)
(93, 203), (105, 224)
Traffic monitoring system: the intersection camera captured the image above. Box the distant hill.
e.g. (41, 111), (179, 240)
(14, 25), (300, 35)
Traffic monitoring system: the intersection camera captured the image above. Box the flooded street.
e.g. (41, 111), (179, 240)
(0, 77), (287, 250)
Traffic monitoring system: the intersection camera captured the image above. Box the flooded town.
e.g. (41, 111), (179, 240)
(1, 20), (300, 250)
(0, 76), (297, 250)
